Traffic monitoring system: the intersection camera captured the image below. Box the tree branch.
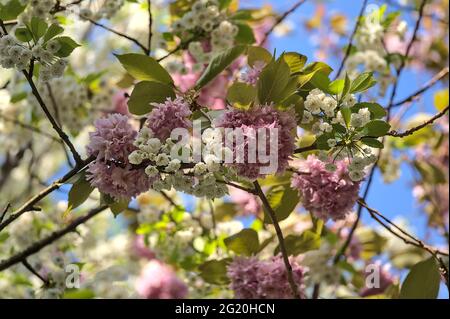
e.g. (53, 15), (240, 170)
(0, 205), (108, 272)
(391, 67), (449, 108)
(387, 105), (449, 137)
(260, 0), (307, 46)
(253, 181), (301, 299)
(334, 0), (369, 79)
(0, 156), (94, 233)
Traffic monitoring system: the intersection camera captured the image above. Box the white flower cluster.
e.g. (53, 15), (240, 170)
(171, 0), (238, 66)
(0, 34), (67, 81)
(18, 0), (56, 21)
(79, 0), (124, 20)
(302, 88), (356, 135)
(128, 126), (232, 199)
(301, 243), (340, 285)
(347, 149), (377, 181)
(37, 77), (90, 132)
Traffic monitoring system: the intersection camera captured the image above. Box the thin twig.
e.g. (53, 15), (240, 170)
(0, 205), (108, 272)
(0, 156), (94, 233)
(86, 18), (149, 55)
(335, 0), (369, 79)
(387, 105), (449, 137)
(387, 0), (428, 117)
(391, 67), (449, 108)
(147, 0), (153, 55)
(0, 204), (10, 224)
(260, 0), (307, 46)
(253, 181), (301, 299)
(22, 259), (49, 286)
(0, 114), (60, 142)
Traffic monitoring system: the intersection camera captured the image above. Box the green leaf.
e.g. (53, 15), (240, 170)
(328, 79), (344, 95)
(399, 257), (440, 299)
(297, 62), (333, 87)
(14, 27), (33, 42)
(224, 228), (260, 256)
(196, 45), (246, 89)
(274, 230), (321, 256)
(282, 52), (307, 74)
(361, 137), (384, 148)
(264, 184), (299, 223)
(198, 259), (231, 285)
(0, 0), (26, 20)
(341, 107), (351, 127)
(10, 92), (27, 103)
(44, 23), (64, 43)
(68, 174), (94, 210)
(54, 36), (81, 58)
(110, 200), (130, 218)
(257, 56), (291, 104)
(30, 17), (48, 40)
(352, 102), (387, 119)
(235, 22), (256, 44)
(116, 53), (173, 84)
(365, 120), (391, 137)
(315, 132), (334, 150)
(350, 72), (376, 93)
(63, 289), (95, 299)
(247, 46), (272, 67)
(128, 81), (176, 115)
(227, 82), (256, 109)
(309, 72), (331, 93)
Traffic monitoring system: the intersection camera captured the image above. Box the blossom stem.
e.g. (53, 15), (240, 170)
(253, 181), (301, 299)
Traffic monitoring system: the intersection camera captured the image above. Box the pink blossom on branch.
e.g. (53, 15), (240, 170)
(135, 260), (188, 299)
(227, 255), (305, 299)
(145, 96), (192, 140)
(215, 105), (297, 180)
(291, 155), (361, 221)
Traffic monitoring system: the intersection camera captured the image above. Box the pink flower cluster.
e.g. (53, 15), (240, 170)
(227, 255), (304, 299)
(360, 262), (396, 297)
(215, 105), (296, 180)
(135, 260), (188, 299)
(291, 155), (361, 221)
(241, 61), (265, 86)
(146, 97), (192, 140)
(86, 114), (152, 201)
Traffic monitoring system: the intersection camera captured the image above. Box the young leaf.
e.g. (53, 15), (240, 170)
(361, 137), (384, 148)
(44, 24), (64, 43)
(14, 27), (33, 42)
(110, 200), (130, 218)
(264, 184), (300, 223)
(365, 120), (391, 137)
(297, 62), (333, 88)
(116, 53), (173, 84)
(128, 81), (176, 115)
(234, 22), (256, 44)
(30, 17), (48, 40)
(352, 102), (387, 119)
(224, 228), (260, 256)
(227, 82), (256, 109)
(198, 259), (231, 285)
(247, 46), (272, 67)
(54, 36), (81, 57)
(274, 230), (321, 256)
(282, 52), (307, 74)
(68, 174), (94, 210)
(257, 56), (291, 104)
(399, 257), (440, 299)
(0, 0), (26, 20)
(196, 45), (247, 89)
(350, 72), (376, 93)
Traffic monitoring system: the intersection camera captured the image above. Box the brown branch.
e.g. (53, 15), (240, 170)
(387, 0), (428, 117)
(0, 204), (10, 224)
(334, 0), (369, 79)
(294, 143), (317, 154)
(86, 18), (149, 55)
(22, 70), (82, 164)
(0, 156), (95, 233)
(22, 259), (49, 286)
(387, 105), (449, 137)
(391, 67), (449, 108)
(253, 181), (301, 299)
(260, 0), (307, 46)
(147, 0), (153, 55)
(0, 205), (108, 272)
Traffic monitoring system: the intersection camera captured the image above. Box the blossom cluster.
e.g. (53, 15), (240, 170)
(0, 34), (67, 82)
(79, 0), (124, 21)
(291, 155), (361, 221)
(227, 255), (305, 299)
(171, 0), (239, 66)
(86, 113), (153, 201)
